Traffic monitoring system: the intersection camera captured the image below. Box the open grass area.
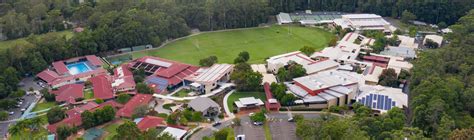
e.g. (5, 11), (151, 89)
(84, 90), (94, 99)
(104, 123), (120, 140)
(226, 92), (267, 112)
(32, 101), (57, 112)
(172, 89), (192, 97)
(0, 31), (74, 52)
(131, 25), (333, 65)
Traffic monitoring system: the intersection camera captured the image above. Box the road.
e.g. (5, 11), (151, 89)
(190, 112), (321, 140)
(0, 77), (43, 138)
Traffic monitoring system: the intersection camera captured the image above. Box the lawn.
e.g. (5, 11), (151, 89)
(104, 123), (120, 140)
(264, 122), (272, 140)
(84, 90), (94, 99)
(31, 101), (57, 112)
(0, 31), (74, 52)
(226, 92), (267, 112)
(172, 89), (192, 97)
(132, 25), (333, 65)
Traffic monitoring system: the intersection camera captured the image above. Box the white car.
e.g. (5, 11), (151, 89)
(248, 113), (254, 116)
(236, 135), (245, 140)
(9, 112), (14, 115)
(20, 108), (26, 112)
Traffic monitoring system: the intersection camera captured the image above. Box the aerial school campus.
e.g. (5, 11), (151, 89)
(8, 10), (450, 140)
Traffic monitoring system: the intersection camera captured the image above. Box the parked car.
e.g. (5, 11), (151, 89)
(236, 135), (245, 140)
(252, 122), (263, 126)
(9, 112), (14, 115)
(212, 122), (222, 127)
(288, 118), (294, 122)
(248, 113), (254, 116)
(20, 108), (26, 112)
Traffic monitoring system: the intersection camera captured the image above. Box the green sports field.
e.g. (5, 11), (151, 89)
(132, 25), (334, 65)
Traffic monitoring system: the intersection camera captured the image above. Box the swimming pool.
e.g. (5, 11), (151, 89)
(67, 62), (92, 75)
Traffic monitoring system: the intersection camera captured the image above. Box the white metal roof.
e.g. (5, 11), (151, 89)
(161, 127), (187, 139)
(293, 70), (363, 91)
(144, 58), (172, 68)
(186, 64), (233, 83)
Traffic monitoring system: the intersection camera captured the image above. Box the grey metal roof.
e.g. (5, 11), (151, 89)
(188, 97), (220, 112)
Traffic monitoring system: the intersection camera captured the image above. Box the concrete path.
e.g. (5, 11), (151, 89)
(222, 90), (235, 118)
(152, 83), (235, 101)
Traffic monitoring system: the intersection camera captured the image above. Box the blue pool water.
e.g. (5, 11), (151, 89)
(67, 62), (92, 75)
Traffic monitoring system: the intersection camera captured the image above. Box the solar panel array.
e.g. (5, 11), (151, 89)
(358, 94), (396, 110)
(145, 76), (168, 92)
(131, 62), (160, 73)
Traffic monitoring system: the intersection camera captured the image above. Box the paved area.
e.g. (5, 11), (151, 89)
(189, 118), (233, 140)
(0, 77), (43, 138)
(267, 114), (298, 140)
(234, 116), (265, 140)
(153, 99), (171, 115)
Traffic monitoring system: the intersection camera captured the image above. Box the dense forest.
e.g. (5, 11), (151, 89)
(269, 0), (474, 25)
(0, 0), (473, 138)
(409, 10), (474, 138)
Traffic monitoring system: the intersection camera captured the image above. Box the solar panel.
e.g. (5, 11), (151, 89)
(372, 102), (376, 108)
(384, 96), (389, 110)
(388, 98), (392, 110)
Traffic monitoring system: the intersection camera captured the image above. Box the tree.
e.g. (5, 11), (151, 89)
(81, 111), (96, 129)
(8, 117), (46, 139)
(437, 22), (447, 29)
(287, 62), (306, 79)
(379, 68), (400, 87)
(57, 125), (78, 140)
(113, 121), (142, 140)
(249, 110), (266, 122)
(213, 128), (229, 140)
(191, 111), (203, 122)
(116, 93), (131, 104)
(328, 37), (338, 47)
(166, 112), (179, 125)
(231, 63), (263, 91)
(133, 104), (149, 119)
(299, 46), (315, 56)
(449, 128), (474, 140)
(94, 98), (104, 104)
(199, 56), (218, 67)
(280, 94), (296, 106)
(0, 111), (8, 121)
(233, 117), (241, 126)
(133, 68), (146, 83)
(401, 10), (416, 23)
(424, 39), (439, 48)
(47, 106), (66, 124)
(41, 88), (56, 102)
(238, 51), (250, 62)
(136, 83), (154, 94)
(436, 115), (455, 139)
(276, 67), (289, 82)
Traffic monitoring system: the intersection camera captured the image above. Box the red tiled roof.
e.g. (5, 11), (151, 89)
(85, 55), (103, 66)
(47, 115), (82, 133)
(66, 102), (99, 117)
(116, 94), (153, 118)
(263, 82), (281, 111)
(50, 69), (107, 87)
(92, 100), (124, 111)
(90, 75), (114, 99)
(51, 84), (84, 102)
(137, 116), (166, 131)
(37, 70), (60, 83)
(113, 65), (136, 91)
(52, 61), (69, 75)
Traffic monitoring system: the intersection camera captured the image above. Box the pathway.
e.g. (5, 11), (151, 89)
(152, 83), (235, 101)
(222, 90), (235, 118)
